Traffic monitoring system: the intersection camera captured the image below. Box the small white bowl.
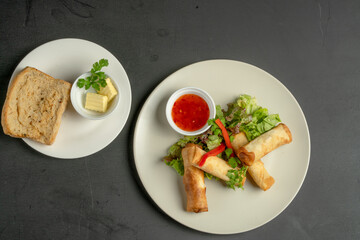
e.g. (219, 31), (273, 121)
(166, 87), (216, 136)
(70, 72), (120, 120)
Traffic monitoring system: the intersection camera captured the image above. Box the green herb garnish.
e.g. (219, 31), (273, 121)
(225, 148), (233, 159)
(77, 58), (109, 91)
(204, 172), (219, 181)
(226, 166), (248, 190)
(228, 157), (239, 168)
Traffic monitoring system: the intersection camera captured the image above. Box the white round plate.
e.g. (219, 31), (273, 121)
(9, 39), (132, 159)
(133, 60), (310, 234)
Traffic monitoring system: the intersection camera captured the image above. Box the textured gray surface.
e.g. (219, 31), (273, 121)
(0, 0), (359, 239)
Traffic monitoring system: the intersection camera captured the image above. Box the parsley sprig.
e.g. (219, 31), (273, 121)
(77, 59), (109, 91)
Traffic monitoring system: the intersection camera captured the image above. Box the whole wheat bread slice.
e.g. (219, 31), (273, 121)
(1, 67), (71, 145)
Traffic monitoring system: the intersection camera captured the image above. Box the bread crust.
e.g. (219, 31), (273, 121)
(1, 67), (71, 145)
(1, 68), (29, 137)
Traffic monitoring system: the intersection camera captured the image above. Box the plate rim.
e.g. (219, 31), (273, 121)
(133, 59), (311, 234)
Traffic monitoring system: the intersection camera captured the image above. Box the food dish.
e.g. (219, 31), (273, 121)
(133, 60), (310, 234)
(7, 39), (131, 158)
(71, 72), (120, 120)
(164, 95), (290, 210)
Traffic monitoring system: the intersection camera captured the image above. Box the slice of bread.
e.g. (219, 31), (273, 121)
(1, 67), (71, 145)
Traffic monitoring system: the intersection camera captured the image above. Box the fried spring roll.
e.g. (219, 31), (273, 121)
(235, 123), (292, 166)
(247, 160), (275, 191)
(182, 144), (208, 213)
(232, 132), (275, 191)
(232, 132), (249, 153)
(189, 144), (246, 186)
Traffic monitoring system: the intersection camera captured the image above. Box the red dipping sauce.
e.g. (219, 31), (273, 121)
(171, 94), (210, 131)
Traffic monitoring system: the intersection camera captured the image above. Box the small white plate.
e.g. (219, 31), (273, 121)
(133, 60), (310, 234)
(7, 39), (132, 159)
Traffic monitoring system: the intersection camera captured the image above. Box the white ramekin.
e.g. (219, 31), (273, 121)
(165, 87), (216, 136)
(70, 72), (120, 120)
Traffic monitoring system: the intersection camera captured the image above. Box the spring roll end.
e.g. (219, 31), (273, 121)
(187, 207), (208, 213)
(184, 174), (208, 212)
(262, 176), (275, 191)
(279, 123), (292, 143)
(237, 147), (255, 166)
(182, 145), (208, 213)
(186, 202), (208, 213)
(247, 160), (275, 191)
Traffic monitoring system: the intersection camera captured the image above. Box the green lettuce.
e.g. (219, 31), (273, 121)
(236, 94), (260, 114)
(164, 136), (200, 176)
(230, 94), (281, 141)
(240, 108), (281, 141)
(206, 134), (222, 150)
(165, 158), (184, 176)
(215, 105), (225, 123)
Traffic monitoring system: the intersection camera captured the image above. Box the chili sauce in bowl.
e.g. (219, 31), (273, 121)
(166, 87), (216, 136)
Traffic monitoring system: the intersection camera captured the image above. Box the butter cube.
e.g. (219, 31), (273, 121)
(85, 93), (108, 112)
(98, 78), (118, 102)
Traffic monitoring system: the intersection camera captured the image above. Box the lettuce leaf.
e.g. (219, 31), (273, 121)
(240, 110), (281, 141)
(206, 134), (223, 150)
(236, 94), (260, 115)
(258, 114), (281, 132)
(252, 108), (268, 122)
(167, 144), (182, 159)
(164, 136), (200, 176)
(228, 94), (282, 141)
(176, 136), (199, 148)
(165, 158), (184, 176)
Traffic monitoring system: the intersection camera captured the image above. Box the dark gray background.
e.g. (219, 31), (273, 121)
(0, 0), (359, 239)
